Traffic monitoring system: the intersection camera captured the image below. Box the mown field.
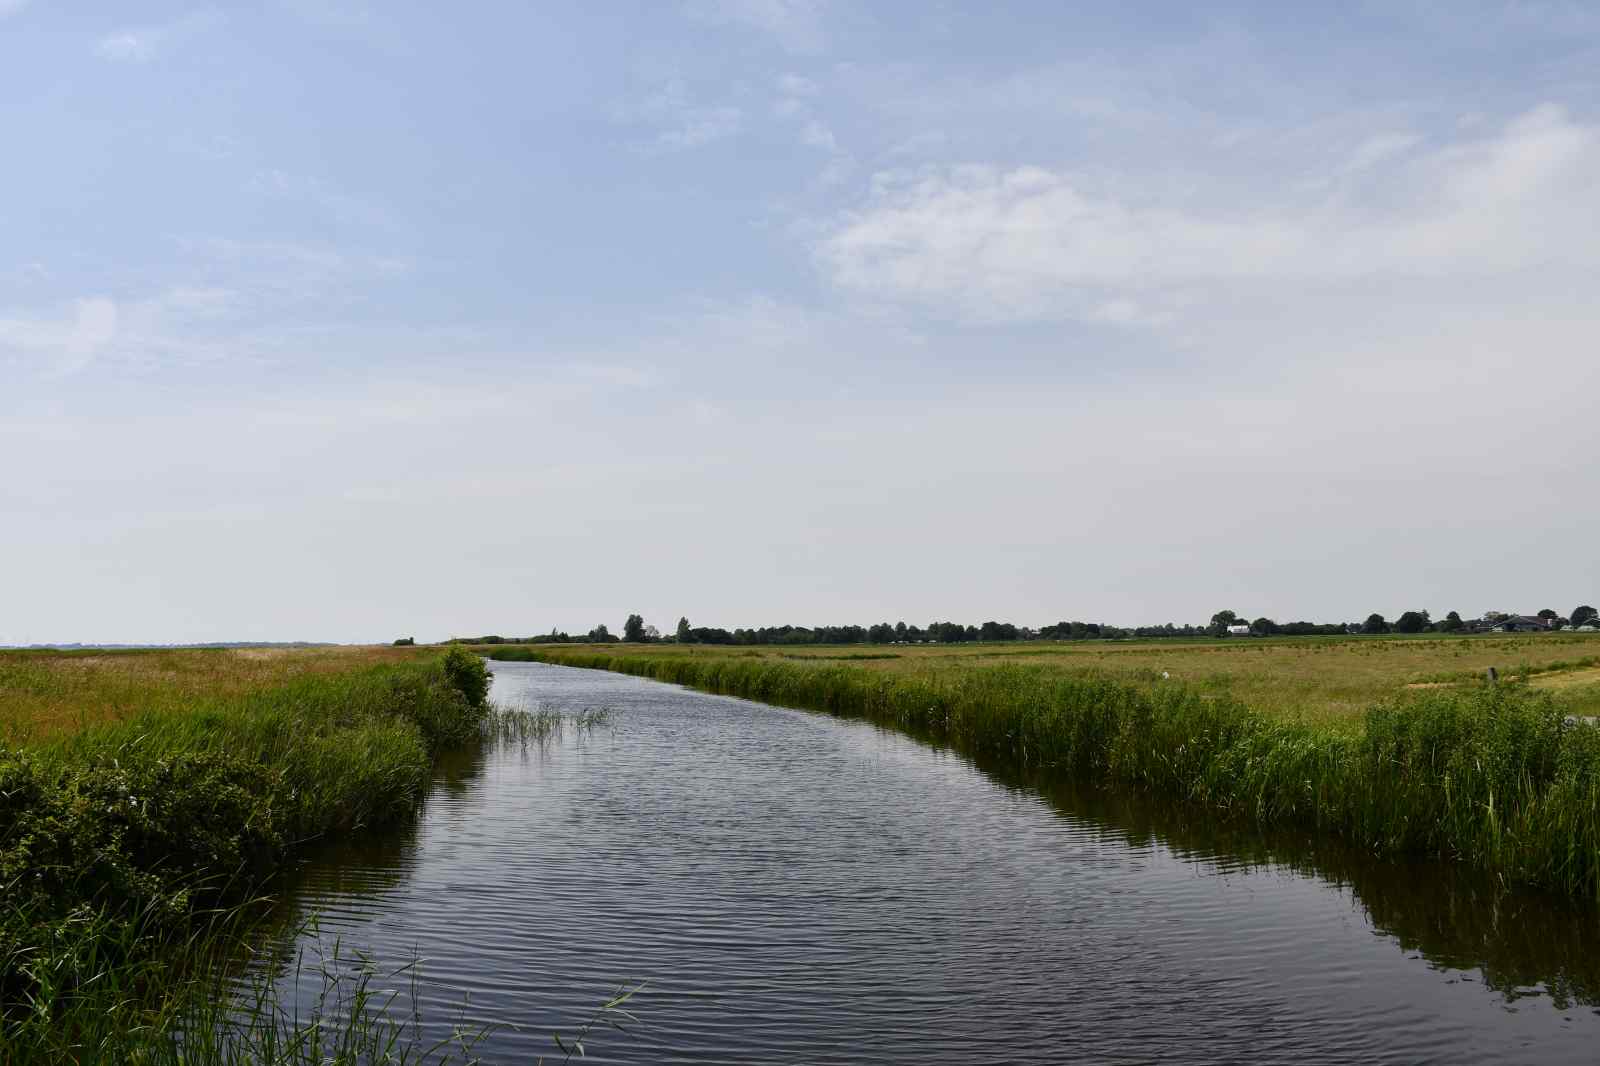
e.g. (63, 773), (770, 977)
(494, 632), (1600, 727)
(488, 631), (1600, 902)
(0, 644), (492, 1064)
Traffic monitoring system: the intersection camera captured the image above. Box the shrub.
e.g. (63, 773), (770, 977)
(442, 646), (490, 708)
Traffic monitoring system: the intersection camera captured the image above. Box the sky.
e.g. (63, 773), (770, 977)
(3, 1), (1598, 644)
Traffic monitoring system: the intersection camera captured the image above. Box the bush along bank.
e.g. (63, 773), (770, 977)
(489, 647), (1600, 900)
(0, 647), (490, 1059)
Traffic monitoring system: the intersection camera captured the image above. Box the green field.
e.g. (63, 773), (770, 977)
(488, 631), (1600, 901)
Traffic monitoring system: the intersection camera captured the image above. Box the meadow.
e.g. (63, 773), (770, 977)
(0, 645), (492, 1064)
(487, 631), (1600, 900)
(0, 645), (433, 744)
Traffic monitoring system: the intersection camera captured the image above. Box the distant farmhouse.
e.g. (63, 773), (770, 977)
(1478, 615), (1554, 633)
(1226, 624), (1252, 636)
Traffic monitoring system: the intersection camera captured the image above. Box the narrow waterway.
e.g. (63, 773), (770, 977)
(260, 660), (1600, 1063)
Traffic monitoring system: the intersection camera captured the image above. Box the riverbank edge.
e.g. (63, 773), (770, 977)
(0, 647), (491, 1061)
(487, 647), (1600, 900)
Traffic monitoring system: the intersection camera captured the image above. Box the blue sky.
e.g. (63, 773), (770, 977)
(3, 1), (1598, 643)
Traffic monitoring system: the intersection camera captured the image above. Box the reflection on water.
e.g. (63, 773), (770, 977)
(252, 661), (1600, 1064)
(996, 762), (1600, 1011)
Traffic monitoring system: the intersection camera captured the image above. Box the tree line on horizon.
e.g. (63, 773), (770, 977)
(447, 604), (1598, 647)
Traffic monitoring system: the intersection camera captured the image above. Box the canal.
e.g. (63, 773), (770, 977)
(259, 659), (1600, 1063)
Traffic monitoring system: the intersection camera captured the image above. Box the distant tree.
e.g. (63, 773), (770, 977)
(586, 623), (614, 643)
(643, 624), (661, 642)
(1362, 613), (1390, 634)
(894, 621), (908, 641)
(1208, 610), (1239, 637)
(978, 620), (1019, 641)
(868, 622), (896, 643)
(1250, 617), (1278, 636)
(623, 614), (646, 642)
(392, 637), (415, 646)
(1573, 605), (1599, 627)
(1394, 611), (1430, 634)
(1439, 611), (1464, 633)
(1537, 609), (1560, 623)
(676, 616), (693, 643)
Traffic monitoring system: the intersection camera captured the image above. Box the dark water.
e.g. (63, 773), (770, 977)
(259, 660), (1600, 1063)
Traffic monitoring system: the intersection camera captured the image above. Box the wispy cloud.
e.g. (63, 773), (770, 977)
(95, 30), (161, 62)
(623, 78), (743, 152)
(0, 297), (119, 375)
(800, 119), (837, 151)
(684, 0), (829, 53)
(777, 73), (818, 96)
(0, 234), (413, 378)
(246, 169), (394, 229)
(819, 105), (1600, 323)
(94, 12), (218, 63)
(770, 69), (850, 180)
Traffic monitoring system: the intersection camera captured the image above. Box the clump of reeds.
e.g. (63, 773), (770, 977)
(482, 704), (612, 746)
(492, 647), (1600, 900)
(3, 901), (642, 1065)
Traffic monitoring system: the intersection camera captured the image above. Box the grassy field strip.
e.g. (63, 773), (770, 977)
(1531, 665), (1600, 688)
(488, 645), (1600, 902)
(0, 645), (431, 744)
(528, 633), (1600, 726)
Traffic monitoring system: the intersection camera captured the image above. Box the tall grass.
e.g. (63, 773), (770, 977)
(0, 647), (492, 1061)
(491, 647), (1600, 900)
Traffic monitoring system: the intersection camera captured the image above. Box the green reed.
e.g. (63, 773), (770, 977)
(483, 704), (612, 746)
(0, 647), (493, 1059)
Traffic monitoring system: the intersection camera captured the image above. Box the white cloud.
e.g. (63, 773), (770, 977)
(182, 237), (411, 297)
(625, 78), (743, 151)
(246, 169), (393, 228)
(655, 105), (742, 150)
(1338, 132), (1422, 175)
(777, 73), (818, 96)
(94, 13), (218, 63)
(800, 119), (837, 151)
(818, 106), (1600, 322)
(684, 0), (828, 53)
(0, 297), (119, 375)
(96, 30), (161, 62)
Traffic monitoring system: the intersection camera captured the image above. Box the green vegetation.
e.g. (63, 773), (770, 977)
(488, 643), (1600, 900)
(0, 645), (491, 1063)
(482, 631), (1600, 725)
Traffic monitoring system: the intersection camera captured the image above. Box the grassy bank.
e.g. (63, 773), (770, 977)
(489, 646), (1600, 900)
(504, 632), (1600, 724)
(0, 646), (491, 1063)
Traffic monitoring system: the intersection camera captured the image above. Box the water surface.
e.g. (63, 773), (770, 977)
(262, 660), (1600, 1063)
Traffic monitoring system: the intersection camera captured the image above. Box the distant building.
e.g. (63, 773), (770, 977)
(1486, 615), (1550, 633)
(1226, 624), (1252, 636)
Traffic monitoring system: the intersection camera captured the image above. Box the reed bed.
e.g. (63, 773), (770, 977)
(490, 646), (1600, 900)
(0, 647), (492, 1062)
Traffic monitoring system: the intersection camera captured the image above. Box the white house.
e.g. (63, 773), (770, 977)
(1227, 624), (1252, 636)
